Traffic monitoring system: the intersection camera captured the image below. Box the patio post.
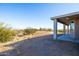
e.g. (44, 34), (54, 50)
(67, 25), (69, 34)
(63, 24), (66, 34)
(53, 19), (57, 39)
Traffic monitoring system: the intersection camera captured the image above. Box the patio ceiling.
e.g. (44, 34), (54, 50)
(51, 11), (79, 25)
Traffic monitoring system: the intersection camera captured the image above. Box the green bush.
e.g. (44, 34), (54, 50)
(0, 23), (15, 42)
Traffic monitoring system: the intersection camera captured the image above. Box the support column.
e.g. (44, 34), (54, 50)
(67, 25), (69, 34)
(63, 24), (66, 34)
(53, 19), (57, 39)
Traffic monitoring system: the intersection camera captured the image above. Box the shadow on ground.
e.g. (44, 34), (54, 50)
(0, 34), (79, 56)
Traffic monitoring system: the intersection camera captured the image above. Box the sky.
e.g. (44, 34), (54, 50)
(0, 3), (79, 29)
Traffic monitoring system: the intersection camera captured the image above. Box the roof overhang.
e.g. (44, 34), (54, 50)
(51, 11), (79, 25)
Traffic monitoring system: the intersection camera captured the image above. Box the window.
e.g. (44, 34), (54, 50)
(70, 20), (75, 31)
(69, 20), (75, 38)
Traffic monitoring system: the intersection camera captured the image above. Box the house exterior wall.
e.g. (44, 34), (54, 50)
(68, 19), (79, 39)
(69, 20), (75, 39)
(63, 19), (79, 39)
(65, 19), (79, 39)
(74, 19), (79, 39)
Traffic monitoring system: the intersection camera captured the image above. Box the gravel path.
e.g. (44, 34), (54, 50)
(0, 34), (79, 56)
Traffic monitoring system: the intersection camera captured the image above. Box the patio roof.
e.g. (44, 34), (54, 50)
(51, 11), (79, 25)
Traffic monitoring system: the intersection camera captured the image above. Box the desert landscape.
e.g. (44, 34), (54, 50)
(0, 30), (79, 56)
(0, 3), (79, 56)
(0, 30), (53, 55)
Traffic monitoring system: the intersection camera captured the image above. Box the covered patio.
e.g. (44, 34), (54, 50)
(51, 11), (79, 43)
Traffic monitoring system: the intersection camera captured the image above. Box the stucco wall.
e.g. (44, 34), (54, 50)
(74, 19), (79, 39)
(69, 20), (75, 39)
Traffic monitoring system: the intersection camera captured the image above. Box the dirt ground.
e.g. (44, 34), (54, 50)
(0, 31), (52, 54)
(0, 31), (79, 56)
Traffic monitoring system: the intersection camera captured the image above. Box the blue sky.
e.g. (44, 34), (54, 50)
(0, 3), (79, 29)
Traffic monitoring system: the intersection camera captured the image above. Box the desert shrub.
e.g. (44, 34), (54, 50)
(58, 29), (64, 33)
(39, 28), (52, 31)
(47, 28), (52, 31)
(24, 28), (37, 35)
(0, 23), (15, 42)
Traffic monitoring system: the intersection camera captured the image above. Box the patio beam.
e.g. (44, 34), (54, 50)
(53, 19), (57, 39)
